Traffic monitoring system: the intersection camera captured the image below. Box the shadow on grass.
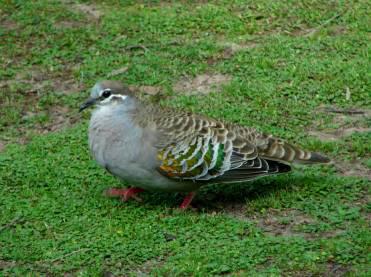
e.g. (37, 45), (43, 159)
(114, 172), (330, 212)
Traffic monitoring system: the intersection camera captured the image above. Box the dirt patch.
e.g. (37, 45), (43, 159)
(335, 160), (371, 180)
(218, 41), (258, 60)
(1, 66), (82, 95)
(173, 73), (231, 95)
(354, 192), (370, 222)
(320, 106), (371, 125)
(253, 209), (315, 237)
(0, 19), (18, 31)
(0, 141), (5, 152)
(75, 3), (103, 19)
(54, 20), (84, 29)
(290, 27), (317, 37)
(0, 260), (16, 270)
(133, 254), (170, 276)
(60, 1), (103, 20)
(325, 262), (350, 276)
(128, 85), (162, 96)
(222, 203), (249, 221)
(6, 66), (47, 84)
(309, 106), (371, 141)
(222, 41), (259, 52)
(207, 41), (258, 64)
(107, 66), (129, 78)
(319, 106), (371, 116)
(1, 64), (84, 145)
(43, 106), (77, 133)
(5, 106), (79, 144)
(221, 206), (343, 239)
(328, 25), (348, 36)
(290, 14), (343, 37)
(21, 106), (80, 136)
(52, 78), (83, 95)
(309, 106), (370, 180)
(309, 127), (371, 142)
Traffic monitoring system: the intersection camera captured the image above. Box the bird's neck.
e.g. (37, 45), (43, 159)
(132, 101), (165, 126)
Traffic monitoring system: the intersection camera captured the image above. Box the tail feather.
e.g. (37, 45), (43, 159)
(295, 151), (331, 164)
(259, 136), (331, 165)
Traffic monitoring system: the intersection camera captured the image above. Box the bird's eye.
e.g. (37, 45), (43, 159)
(102, 90), (111, 98)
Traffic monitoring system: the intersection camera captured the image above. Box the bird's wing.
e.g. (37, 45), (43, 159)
(152, 111), (296, 183)
(150, 107), (329, 183)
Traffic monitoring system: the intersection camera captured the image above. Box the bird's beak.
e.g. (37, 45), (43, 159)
(79, 98), (97, 112)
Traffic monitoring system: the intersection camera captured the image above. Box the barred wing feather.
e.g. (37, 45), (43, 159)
(154, 113), (293, 183)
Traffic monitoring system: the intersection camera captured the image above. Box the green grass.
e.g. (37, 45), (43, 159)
(0, 0), (370, 275)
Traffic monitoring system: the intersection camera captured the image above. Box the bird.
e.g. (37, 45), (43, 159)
(80, 80), (331, 209)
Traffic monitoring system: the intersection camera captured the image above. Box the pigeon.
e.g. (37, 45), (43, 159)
(80, 80), (330, 209)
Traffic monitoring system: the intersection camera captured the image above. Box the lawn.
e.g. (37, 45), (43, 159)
(0, 0), (370, 275)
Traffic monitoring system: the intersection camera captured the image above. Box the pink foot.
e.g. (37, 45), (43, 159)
(105, 187), (144, 202)
(179, 192), (196, 209)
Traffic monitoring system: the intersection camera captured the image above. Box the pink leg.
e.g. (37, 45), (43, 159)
(105, 187), (144, 202)
(179, 192), (196, 209)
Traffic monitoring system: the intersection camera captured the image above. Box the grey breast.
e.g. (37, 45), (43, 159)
(88, 103), (196, 191)
(88, 104), (154, 178)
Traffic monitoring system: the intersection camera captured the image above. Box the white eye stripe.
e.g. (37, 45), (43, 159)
(100, 94), (127, 104)
(115, 95), (127, 100)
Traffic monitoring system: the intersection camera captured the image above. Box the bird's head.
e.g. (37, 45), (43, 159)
(79, 80), (134, 112)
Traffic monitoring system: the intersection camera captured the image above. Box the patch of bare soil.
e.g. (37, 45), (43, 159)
(1, 65), (84, 145)
(290, 14), (343, 37)
(309, 106), (371, 179)
(135, 257), (167, 275)
(319, 106), (371, 116)
(335, 161), (371, 180)
(60, 0), (103, 20)
(309, 127), (371, 142)
(75, 3), (103, 19)
(0, 260), (16, 270)
(207, 41), (258, 65)
(290, 26), (317, 37)
(129, 85), (162, 96)
(310, 106), (371, 141)
(222, 203), (249, 221)
(41, 106), (79, 134)
(54, 1), (100, 29)
(325, 262), (350, 277)
(1, 66), (83, 95)
(253, 209), (315, 238)
(222, 42), (259, 52)
(109, 252), (169, 276)
(354, 192), (371, 224)
(173, 73), (231, 95)
(107, 66), (129, 78)
(223, 206), (320, 238)
(224, 206), (348, 240)
(291, 24), (347, 37)
(0, 18), (18, 31)
(13, 106), (79, 142)
(0, 141), (5, 152)
(218, 41), (258, 57)
(327, 25), (348, 36)
(52, 78), (83, 95)
(0, 259), (57, 275)
(54, 20), (84, 29)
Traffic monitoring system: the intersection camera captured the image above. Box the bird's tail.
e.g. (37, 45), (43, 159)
(259, 136), (331, 165)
